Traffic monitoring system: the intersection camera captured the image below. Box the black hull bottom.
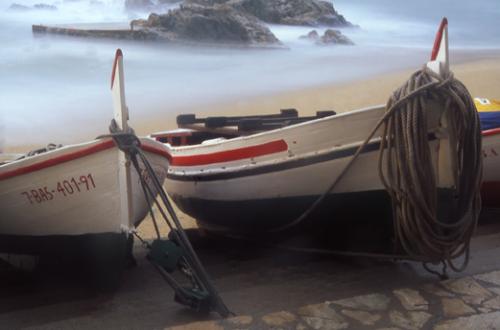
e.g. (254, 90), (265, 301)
(0, 232), (130, 289)
(0, 232), (128, 256)
(173, 190), (394, 234)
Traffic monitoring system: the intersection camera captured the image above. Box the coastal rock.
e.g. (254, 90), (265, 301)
(299, 30), (319, 41)
(9, 3), (57, 11)
(125, 0), (155, 11)
(33, 3), (57, 10)
(190, 0), (352, 27)
(319, 29), (354, 45)
(125, 0), (180, 12)
(299, 29), (353, 45)
(133, 4), (280, 45)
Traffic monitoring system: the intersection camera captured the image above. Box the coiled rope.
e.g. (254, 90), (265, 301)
(275, 66), (482, 274)
(380, 67), (482, 272)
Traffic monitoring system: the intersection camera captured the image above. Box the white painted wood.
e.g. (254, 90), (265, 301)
(0, 138), (169, 236)
(111, 49), (133, 233)
(164, 103), (448, 203)
(427, 18), (449, 77)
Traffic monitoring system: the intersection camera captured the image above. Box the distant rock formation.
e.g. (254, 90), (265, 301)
(30, 0), (355, 47)
(9, 3), (57, 11)
(300, 29), (354, 45)
(187, 0), (352, 27)
(125, 0), (181, 12)
(132, 4), (280, 45)
(125, 0), (154, 11)
(33, 3), (57, 10)
(299, 30), (320, 41)
(320, 29), (353, 45)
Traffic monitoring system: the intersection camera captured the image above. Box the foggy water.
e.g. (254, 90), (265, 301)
(0, 0), (499, 147)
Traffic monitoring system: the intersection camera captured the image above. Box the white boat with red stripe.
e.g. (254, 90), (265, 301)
(0, 50), (170, 262)
(157, 18), (470, 233)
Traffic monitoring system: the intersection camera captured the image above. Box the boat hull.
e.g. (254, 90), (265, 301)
(0, 138), (169, 244)
(173, 189), (393, 233)
(165, 104), (452, 233)
(482, 128), (500, 208)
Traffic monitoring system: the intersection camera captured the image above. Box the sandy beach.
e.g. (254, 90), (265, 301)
(128, 55), (500, 138)
(5, 54), (500, 155)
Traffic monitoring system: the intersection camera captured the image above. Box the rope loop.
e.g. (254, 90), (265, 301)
(380, 66), (482, 272)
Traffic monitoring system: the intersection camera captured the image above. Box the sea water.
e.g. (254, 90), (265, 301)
(0, 0), (499, 147)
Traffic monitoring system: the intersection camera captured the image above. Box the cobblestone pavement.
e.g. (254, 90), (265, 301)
(169, 270), (500, 330)
(1, 218), (500, 330)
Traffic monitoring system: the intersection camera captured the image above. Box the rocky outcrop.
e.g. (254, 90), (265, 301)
(124, 0), (181, 12)
(187, 0), (351, 27)
(33, 3), (57, 10)
(299, 29), (320, 41)
(132, 4), (280, 45)
(299, 29), (353, 45)
(320, 29), (353, 45)
(9, 3), (57, 11)
(125, 0), (155, 11)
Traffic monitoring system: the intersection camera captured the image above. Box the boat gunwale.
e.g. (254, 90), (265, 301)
(167, 104), (388, 153)
(0, 138), (170, 182)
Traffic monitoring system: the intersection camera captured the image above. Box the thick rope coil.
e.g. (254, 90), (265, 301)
(379, 67), (482, 272)
(273, 66), (482, 274)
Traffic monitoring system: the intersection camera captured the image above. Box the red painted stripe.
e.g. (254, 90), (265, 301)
(169, 140), (288, 166)
(0, 140), (116, 182)
(482, 128), (500, 137)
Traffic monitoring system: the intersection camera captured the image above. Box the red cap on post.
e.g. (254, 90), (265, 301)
(110, 48), (123, 89)
(430, 18), (448, 61)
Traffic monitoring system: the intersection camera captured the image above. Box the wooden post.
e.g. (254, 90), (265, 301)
(111, 49), (133, 233)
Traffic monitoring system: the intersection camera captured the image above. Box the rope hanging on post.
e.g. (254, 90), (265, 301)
(272, 66), (482, 275)
(379, 67), (483, 272)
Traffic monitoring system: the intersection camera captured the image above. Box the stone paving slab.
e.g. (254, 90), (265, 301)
(167, 269), (500, 330)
